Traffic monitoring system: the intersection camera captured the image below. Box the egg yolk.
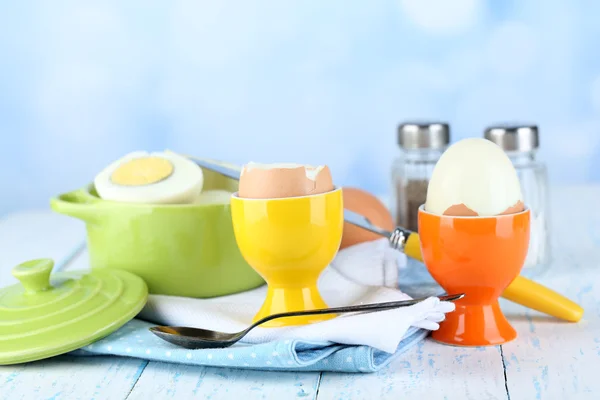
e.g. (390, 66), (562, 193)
(110, 157), (174, 186)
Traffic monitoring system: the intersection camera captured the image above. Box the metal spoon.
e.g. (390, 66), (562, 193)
(149, 293), (464, 349)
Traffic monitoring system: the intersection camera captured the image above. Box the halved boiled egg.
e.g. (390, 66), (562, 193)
(425, 138), (524, 216)
(94, 150), (204, 204)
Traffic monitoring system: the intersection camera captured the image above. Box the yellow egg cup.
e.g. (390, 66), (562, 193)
(230, 188), (343, 327)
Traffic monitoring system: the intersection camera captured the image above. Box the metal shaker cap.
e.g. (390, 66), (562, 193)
(484, 124), (539, 152)
(397, 122), (450, 150)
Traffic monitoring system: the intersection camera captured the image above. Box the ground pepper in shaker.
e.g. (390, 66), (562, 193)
(391, 122), (450, 232)
(484, 124), (551, 274)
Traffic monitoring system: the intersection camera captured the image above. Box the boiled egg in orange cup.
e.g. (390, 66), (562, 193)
(425, 138), (524, 216)
(418, 138), (530, 346)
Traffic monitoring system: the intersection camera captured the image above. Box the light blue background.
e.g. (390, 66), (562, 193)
(1, 0), (599, 215)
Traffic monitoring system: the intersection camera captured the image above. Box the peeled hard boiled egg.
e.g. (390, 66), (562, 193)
(238, 162), (334, 199)
(425, 138), (524, 216)
(94, 150), (204, 204)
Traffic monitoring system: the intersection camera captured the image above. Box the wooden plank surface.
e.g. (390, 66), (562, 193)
(499, 247), (600, 399)
(127, 363), (321, 400)
(317, 341), (508, 400)
(0, 357), (148, 400)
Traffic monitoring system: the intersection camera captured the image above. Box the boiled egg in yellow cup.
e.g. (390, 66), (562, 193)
(94, 151), (204, 204)
(238, 162), (334, 199)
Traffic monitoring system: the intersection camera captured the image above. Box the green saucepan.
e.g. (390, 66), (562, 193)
(49, 168), (265, 298)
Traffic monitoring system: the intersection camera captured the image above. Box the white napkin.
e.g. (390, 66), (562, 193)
(331, 238), (405, 288)
(138, 240), (455, 354)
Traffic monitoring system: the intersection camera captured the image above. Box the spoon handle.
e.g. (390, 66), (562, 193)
(248, 293), (464, 331)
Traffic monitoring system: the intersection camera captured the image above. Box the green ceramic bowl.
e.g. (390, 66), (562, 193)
(49, 168), (265, 298)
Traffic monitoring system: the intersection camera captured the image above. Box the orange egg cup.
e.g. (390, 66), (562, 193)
(418, 206), (530, 346)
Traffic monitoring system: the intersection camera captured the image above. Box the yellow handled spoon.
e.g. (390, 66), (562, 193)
(344, 210), (584, 323)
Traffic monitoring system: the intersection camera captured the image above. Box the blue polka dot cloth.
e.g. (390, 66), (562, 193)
(69, 259), (443, 373)
(70, 319), (427, 373)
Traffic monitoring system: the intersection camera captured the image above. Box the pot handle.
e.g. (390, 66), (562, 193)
(50, 188), (101, 223)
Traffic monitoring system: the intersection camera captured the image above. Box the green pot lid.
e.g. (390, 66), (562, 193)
(0, 258), (148, 365)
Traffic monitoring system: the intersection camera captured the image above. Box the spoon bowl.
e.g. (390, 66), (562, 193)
(149, 293), (464, 349)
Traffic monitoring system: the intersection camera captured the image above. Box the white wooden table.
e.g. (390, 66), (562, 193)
(1, 185), (598, 400)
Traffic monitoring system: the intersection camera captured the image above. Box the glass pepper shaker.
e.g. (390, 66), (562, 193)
(391, 122), (450, 233)
(484, 124), (551, 274)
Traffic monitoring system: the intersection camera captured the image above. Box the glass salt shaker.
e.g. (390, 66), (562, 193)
(484, 124), (551, 275)
(391, 122), (450, 233)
